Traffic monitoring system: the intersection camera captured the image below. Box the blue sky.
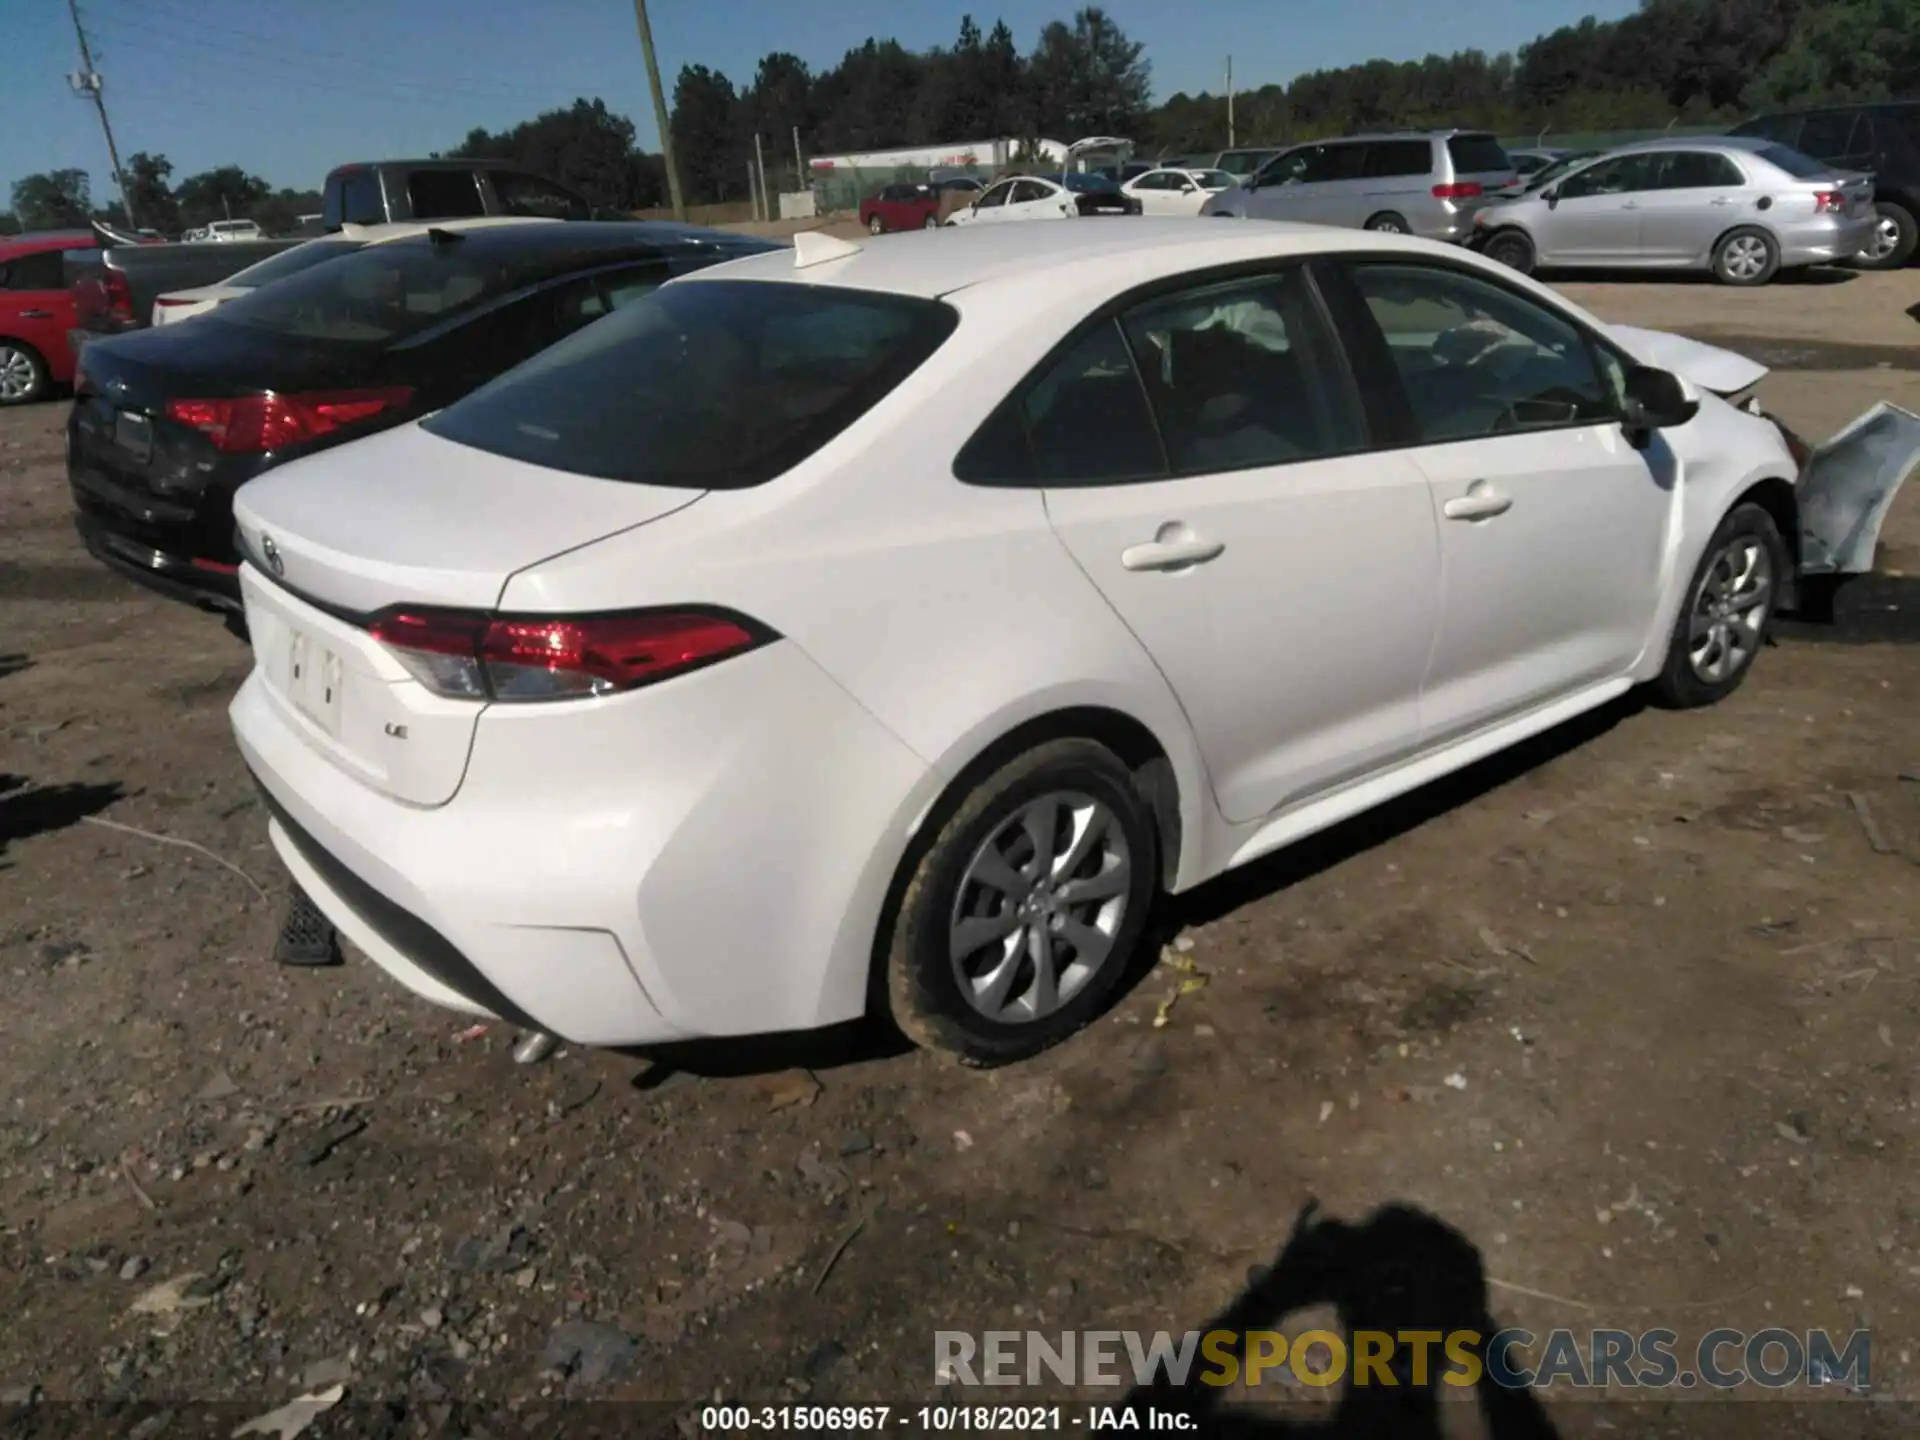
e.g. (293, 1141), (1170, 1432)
(5, 0), (1636, 205)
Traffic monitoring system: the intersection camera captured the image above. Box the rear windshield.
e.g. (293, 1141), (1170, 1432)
(225, 239), (363, 289)
(1446, 134), (1512, 173)
(422, 279), (958, 490)
(1756, 143), (1829, 178)
(207, 239), (557, 344)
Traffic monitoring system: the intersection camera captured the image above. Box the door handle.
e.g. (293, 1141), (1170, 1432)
(1710, 196), (1733, 206)
(1121, 534), (1226, 571)
(17, 309), (53, 319)
(1443, 488), (1512, 521)
(1620, 201), (1640, 211)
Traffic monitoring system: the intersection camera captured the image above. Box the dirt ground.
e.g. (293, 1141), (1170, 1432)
(2, 267), (1919, 1438)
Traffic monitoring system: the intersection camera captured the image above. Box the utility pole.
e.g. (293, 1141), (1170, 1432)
(753, 132), (769, 220)
(65, 0), (136, 228)
(792, 126), (804, 187)
(1226, 57), (1235, 148)
(631, 0), (686, 220)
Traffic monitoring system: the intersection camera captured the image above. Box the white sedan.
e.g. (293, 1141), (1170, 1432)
(1121, 167), (1235, 216)
(943, 175), (1078, 225)
(230, 220), (1845, 1067)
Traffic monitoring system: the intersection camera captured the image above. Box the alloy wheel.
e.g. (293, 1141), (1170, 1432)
(1861, 214), (1901, 263)
(0, 346), (37, 402)
(947, 790), (1132, 1025)
(1721, 235), (1771, 282)
(1687, 537), (1773, 683)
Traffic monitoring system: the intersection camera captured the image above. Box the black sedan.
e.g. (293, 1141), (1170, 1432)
(68, 221), (777, 616)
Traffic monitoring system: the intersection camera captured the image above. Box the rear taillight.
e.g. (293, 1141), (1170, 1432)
(165, 387), (412, 454)
(1813, 190), (1844, 213)
(154, 297), (194, 307)
(104, 269), (134, 325)
(364, 607), (774, 702)
(1433, 181), (1484, 199)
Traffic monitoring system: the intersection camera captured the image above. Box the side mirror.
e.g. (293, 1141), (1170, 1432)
(1620, 364), (1698, 442)
(1542, 186), (1560, 207)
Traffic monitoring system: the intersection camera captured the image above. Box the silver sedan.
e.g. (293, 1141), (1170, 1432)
(1469, 136), (1877, 286)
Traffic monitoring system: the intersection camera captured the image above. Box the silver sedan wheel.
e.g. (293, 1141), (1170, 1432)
(0, 345), (38, 402)
(1720, 234), (1772, 282)
(1860, 213), (1902, 263)
(1687, 537), (1773, 684)
(948, 790), (1132, 1025)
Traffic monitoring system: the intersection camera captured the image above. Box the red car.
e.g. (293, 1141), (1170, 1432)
(859, 184), (943, 234)
(0, 229), (98, 405)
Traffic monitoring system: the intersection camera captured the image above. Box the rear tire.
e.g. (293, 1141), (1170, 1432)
(0, 341), (48, 406)
(1364, 211), (1409, 233)
(1648, 502), (1786, 709)
(1482, 229), (1536, 274)
(923, 213), (939, 230)
(1711, 226), (1779, 286)
(883, 738), (1159, 1067)
(1854, 201), (1917, 270)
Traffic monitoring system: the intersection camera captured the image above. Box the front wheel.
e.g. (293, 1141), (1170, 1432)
(1364, 211), (1409, 233)
(1648, 503), (1787, 708)
(1712, 227), (1779, 286)
(867, 215), (885, 235)
(883, 738), (1159, 1066)
(1482, 229), (1536, 274)
(923, 213), (939, 230)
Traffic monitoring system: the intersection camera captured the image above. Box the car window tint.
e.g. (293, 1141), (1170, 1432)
(1756, 143), (1829, 179)
(1656, 151), (1745, 188)
(3, 250), (65, 289)
(1363, 141), (1433, 179)
(976, 183), (1012, 208)
(1348, 263), (1613, 444)
(1120, 270), (1364, 476)
(406, 170), (486, 219)
(1019, 320), (1165, 485)
(1256, 150), (1310, 185)
(1302, 144), (1365, 183)
(1447, 135), (1512, 173)
(1557, 153), (1660, 197)
(1795, 112), (1855, 158)
(493, 171), (591, 219)
(1010, 181), (1048, 203)
(225, 240), (363, 288)
(423, 281), (956, 489)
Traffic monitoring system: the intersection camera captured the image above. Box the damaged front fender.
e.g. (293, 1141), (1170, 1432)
(1795, 402), (1920, 576)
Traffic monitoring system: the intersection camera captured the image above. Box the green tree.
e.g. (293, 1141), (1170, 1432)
(671, 64), (745, 203)
(9, 170), (91, 230)
(176, 166), (271, 229)
(450, 97), (661, 210)
(1746, 0), (1920, 105)
(1026, 7), (1152, 138)
(123, 152), (180, 235)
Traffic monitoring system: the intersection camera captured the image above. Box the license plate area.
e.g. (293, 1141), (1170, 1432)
(113, 410), (153, 464)
(288, 628), (345, 737)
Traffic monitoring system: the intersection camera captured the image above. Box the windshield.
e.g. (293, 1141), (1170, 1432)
(223, 239), (364, 290)
(1756, 143), (1830, 179)
(208, 238), (556, 344)
(1526, 152), (1600, 190)
(422, 280), (958, 490)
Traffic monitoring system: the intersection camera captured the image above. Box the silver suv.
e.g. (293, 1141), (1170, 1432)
(1202, 131), (1518, 242)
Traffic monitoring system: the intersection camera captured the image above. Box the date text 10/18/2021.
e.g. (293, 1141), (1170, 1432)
(700, 1406), (1193, 1432)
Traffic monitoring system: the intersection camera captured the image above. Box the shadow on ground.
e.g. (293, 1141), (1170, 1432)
(0, 774), (126, 859)
(1779, 574), (1920, 644)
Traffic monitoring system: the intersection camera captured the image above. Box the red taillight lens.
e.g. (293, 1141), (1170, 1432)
(1432, 181), (1484, 200)
(1813, 190), (1844, 214)
(154, 296), (195, 307)
(365, 607), (772, 702)
(104, 269), (134, 324)
(165, 387), (413, 454)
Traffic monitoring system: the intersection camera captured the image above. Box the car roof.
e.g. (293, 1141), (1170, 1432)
(1323, 129), (1492, 143)
(361, 219), (777, 267)
(1609, 135), (1775, 156)
(2, 229), (97, 253)
(679, 217), (1441, 302)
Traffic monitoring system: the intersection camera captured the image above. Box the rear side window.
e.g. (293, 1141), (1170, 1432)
(1362, 141), (1434, 179)
(1655, 152), (1746, 188)
(1, 250), (65, 290)
(326, 171), (384, 227)
(1794, 112), (1856, 159)
(1012, 322), (1165, 485)
(208, 240), (544, 343)
(492, 171), (592, 220)
(421, 280), (957, 490)
(1756, 143), (1829, 179)
(1446, 134), (1512, 174)
(1729, 114), (1795, 143)
(407, 170), (486, 219)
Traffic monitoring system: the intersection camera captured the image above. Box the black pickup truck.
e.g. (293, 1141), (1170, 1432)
(65, 225), (301, 341)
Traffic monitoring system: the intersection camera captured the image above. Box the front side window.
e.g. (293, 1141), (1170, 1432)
(1556, 153), (1661, 198)
(1301, 144), (1366, 183)
(2, 250), (65, 290)
(976, 182), (1013, 209)
(1347, 262), (1613, 444)
(1119, 270), (1364, 475)
(423, 280), (957, 490)
(1255, 150), (1312, 186)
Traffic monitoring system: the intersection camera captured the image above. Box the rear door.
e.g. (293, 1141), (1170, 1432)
(1535, 152), (1660, 263)
(1030, 266), (1440, 821)
(0, 245), (80, 384)
(1636, 150), (1750, 262)
(1007, 180), (1069, 222)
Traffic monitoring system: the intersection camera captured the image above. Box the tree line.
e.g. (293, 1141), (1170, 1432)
(6, 0), (1914, 230)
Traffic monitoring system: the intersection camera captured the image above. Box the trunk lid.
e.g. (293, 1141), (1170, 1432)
(234, 424), (706, 806)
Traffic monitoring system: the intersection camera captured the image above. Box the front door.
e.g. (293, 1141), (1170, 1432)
(0, 245), (80, 387)
(1035, 266), (1440, 822)
(1336, 260), (1673, 743)
(1536, 152), (1660, 264)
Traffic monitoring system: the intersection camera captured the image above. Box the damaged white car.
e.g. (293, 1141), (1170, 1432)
(229, 222), (1915, 1065)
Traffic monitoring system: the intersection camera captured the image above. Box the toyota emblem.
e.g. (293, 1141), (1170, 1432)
(261, 534), (284, 577)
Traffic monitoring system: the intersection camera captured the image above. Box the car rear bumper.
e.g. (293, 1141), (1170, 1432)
(73, 513), (243, 611)
(1777, 214), (1877, 267)
(230, 634), (938, 1048)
